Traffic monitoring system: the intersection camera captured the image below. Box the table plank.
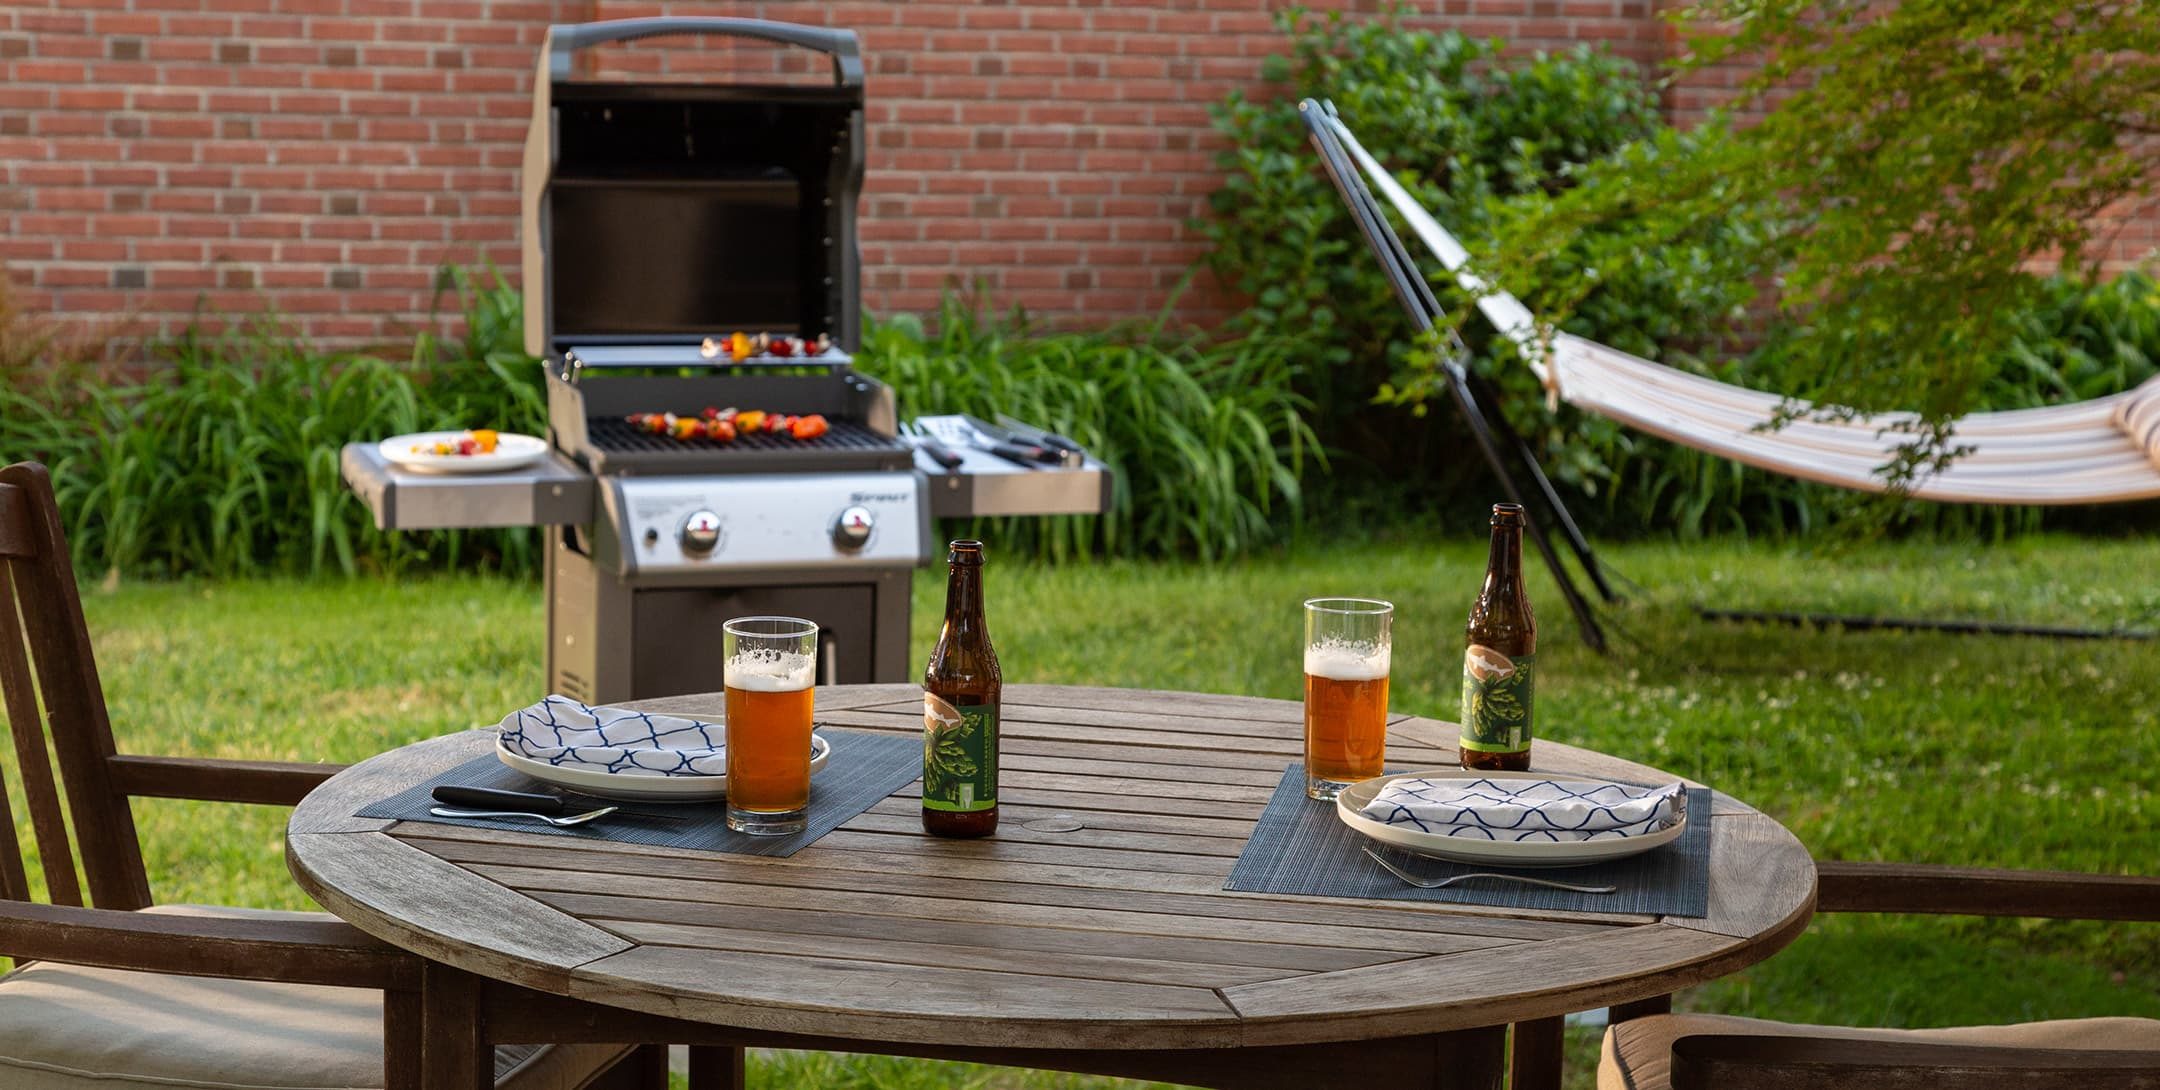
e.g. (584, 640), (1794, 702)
(403, 833), (1623, 943)
(1221, 924), (1749, 1044)
(287, 830), (629, 991)
(1670, 812), (1817, 939)
(476, 868), (1528, 958)
(570, 945), (1245, 1049)
(605, 919), (1309, 989)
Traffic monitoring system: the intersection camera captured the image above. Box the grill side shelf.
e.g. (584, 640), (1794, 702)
(340, 444), (596, 530)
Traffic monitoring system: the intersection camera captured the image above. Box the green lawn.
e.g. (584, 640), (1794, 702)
(69, 534), (2160, 1089)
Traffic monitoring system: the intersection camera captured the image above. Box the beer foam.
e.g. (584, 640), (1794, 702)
(724, 650), (815, 692)
(1304, 642), (1389, 681)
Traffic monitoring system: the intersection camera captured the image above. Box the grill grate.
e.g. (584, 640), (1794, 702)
(586, 415), (902, 456)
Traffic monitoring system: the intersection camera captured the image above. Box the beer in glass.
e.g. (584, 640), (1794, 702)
(723, 616), (817, 835)
(1302, 598), (1393, 800)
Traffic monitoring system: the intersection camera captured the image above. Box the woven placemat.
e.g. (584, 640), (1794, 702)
(356, 727), (919, 859)
(1223, 765), (1712, 917)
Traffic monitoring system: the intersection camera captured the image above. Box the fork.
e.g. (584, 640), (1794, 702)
(430, 805), (619, 827)
(1363, 848), (1618, 893)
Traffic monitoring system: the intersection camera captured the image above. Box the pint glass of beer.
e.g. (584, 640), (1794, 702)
(722, 616), (818, 835)
(1302, 598), (1393, 800)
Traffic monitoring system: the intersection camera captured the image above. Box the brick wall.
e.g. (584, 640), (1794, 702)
(0, 0), (2149, 349)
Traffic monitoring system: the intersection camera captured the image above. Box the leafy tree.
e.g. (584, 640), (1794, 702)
(1493, 0), (2159, 492)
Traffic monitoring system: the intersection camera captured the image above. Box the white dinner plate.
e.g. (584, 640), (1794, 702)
(379, 432), (549, 474)
(1335, 769), (1688, 869)
(495, 733), (832, 802)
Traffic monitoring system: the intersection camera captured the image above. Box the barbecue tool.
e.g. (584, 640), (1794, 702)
(903, 420), (965, 470)
(963, 414), (1067, 466)
(992, 413), (1086, 467)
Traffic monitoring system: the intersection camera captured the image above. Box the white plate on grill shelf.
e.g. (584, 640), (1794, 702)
(494, 733), (832, 802)
(379, 432), (549, 474)
(1335, 769), (1688, 869)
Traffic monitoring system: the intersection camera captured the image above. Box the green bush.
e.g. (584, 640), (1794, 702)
(1203, 7), (1764, 525)
(2, 270), (1320, 576)
(0, 267), (546, 578)
(857, 295), (1322, 561)
(1204, 9), (2160, 540)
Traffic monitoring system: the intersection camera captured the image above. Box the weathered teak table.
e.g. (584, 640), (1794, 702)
(286, 684), (1815, 1090)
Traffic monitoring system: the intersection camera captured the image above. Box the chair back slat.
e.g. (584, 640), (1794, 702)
(0, 463), (152, 910)
(0, 564), (82, 905)
(0, 485), (32, 559)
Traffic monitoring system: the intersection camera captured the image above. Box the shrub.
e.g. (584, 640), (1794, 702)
(1202, 7), (1764, 526)
(0, 267), (546, 578)
(1, 270), (1320, 576)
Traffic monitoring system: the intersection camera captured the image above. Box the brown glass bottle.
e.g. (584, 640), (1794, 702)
(922, 540), (1000, 837)
(1461, 504), (1536, 772)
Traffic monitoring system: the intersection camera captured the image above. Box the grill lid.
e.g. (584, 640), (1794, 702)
(522, 18), (865, 359)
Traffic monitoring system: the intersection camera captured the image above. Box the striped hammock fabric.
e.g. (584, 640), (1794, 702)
(1324, 113), (2160, 506)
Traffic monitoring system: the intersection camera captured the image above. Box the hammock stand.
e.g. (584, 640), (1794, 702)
(1299, 98), (2156, 645)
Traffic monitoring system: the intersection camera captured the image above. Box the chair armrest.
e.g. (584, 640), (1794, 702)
(107, 754), (346, 807)
(1670, 1033), (2160, 1090)
(1816, 861), (2160, 921)
(0, 899), (417, 990)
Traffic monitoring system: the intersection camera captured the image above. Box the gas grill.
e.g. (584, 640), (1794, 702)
(341, 17), (1108, 703)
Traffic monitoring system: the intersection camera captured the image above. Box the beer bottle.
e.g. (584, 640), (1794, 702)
(1461, 503), (1536, 771)
(923, 540), (1000, 837)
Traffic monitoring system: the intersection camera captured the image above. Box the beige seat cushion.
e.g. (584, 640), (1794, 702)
(1601, 1011), (2160, 1090)
(0, 904), (633, 1090)
(2112, 374), (2160, 470)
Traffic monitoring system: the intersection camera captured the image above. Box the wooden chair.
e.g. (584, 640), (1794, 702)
(1599, 860), (2160, 1089)
(0, 461), (666, 1090)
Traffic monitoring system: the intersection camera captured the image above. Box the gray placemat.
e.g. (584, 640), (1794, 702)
(1224, 765), (1712, 917)
(356, 728), (919, 859)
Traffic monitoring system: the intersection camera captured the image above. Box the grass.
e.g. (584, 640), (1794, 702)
(67, 534), (2160, 1089)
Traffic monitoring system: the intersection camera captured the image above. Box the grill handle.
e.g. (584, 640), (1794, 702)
(547, 17), (864, 88)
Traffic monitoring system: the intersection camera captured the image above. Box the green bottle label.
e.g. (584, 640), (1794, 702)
(1460, 646), (1534, 754)
(923, 693), (998, 812)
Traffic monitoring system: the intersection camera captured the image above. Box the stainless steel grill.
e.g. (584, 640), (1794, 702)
(342, 16), (1108, 703)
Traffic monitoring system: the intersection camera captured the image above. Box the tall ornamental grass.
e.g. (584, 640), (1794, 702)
(0, 272), (1321, 577)
(0, 268), (547, 578)
(859, 296), (1323, 561)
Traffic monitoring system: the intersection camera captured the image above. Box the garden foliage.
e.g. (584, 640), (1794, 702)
(1203, 8), (2160, 538)
(1203, 8), (1765, 526)
(0, 272), (1318, 577)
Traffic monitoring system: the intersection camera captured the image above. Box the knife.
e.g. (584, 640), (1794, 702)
(995, 413), (1086, 463)
(430, 785), (687, 821)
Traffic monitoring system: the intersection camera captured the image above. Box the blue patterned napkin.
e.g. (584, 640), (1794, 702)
(497, 694), (726, 777)
(1359, 776), (1682, 841)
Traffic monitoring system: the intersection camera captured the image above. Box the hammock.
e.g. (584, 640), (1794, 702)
(1312, 106), (2160, 507)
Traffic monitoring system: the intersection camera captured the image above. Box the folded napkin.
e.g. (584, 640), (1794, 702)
(1359, 777), (1684, 841)
(496, 695), (726, 777)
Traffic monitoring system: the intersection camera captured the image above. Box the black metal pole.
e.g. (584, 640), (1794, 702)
(1462, 368), (1620, 603)
(1300, 99), (1607, 652)
(1698, 608), (2155, 641)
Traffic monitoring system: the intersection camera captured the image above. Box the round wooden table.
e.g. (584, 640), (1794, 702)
(286, 684), (1815, 1090)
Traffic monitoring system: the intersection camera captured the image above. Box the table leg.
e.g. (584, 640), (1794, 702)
(419, 964), (490, 1090)
(686, 1044), (746, 1090)
(1510, 1017), (1565, 1090)
(1432, 1025), (1510, 1090)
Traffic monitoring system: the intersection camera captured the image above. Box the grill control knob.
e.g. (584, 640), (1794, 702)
(832, 505), (874, 551)
(678, 510), (722, 554)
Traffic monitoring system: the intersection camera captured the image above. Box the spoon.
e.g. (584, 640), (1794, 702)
(1363, 848), (1617, 893)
